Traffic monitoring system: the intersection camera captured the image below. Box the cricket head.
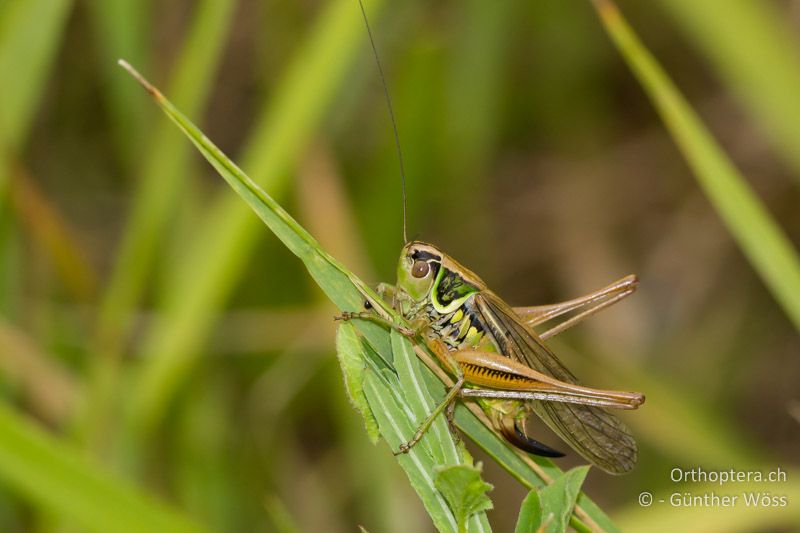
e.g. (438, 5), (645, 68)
(397, 241), (487, 313)
(397, 241), (442, 303)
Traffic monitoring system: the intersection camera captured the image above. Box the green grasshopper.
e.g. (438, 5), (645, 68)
(340, 1), (645, 475)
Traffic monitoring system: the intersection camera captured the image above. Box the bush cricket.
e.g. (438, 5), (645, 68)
(339, 0), (645, 475)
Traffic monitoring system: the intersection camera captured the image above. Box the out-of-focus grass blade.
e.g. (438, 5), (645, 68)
(174, 375), (236, 530)
(0, 0), (73, 317)
(0, 401), (204, 533)
(445, 0), (511, 168)
(118, 60), (618, 532)
(86, 0), (149, 170)
(96, 0), (237, 349)
(591, 0), (800, 332)
(126, 0), (387, 441)
(264, 494), (302, 533)
(442, 0), (514, 216)
(80, 0), (237, 448)
(0, 0), (73, 202)
(9, 163), (98, 300)
(658, 0), (800, 181)
(0, 320), (78, 424)
(0, 0), (73, 153)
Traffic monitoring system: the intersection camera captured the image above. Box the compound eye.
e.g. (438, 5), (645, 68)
(411, 260), (430, 278)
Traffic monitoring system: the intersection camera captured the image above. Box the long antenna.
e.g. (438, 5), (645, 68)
(357, 0), (408, 244)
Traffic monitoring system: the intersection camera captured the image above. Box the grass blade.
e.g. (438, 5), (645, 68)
(0, 0), (73, 216)
(389, 330), (491, 533)
(392, 330), (463, 467)
(591, 0), (800, 332)
(0, 401), (204, 533)
(0, 319), (78, 424)
(362, 369), (461, 533)
(85, 0), (149, 170)
(79, 0), (238, 450)
(658, 0), (800, 181)
(0, 0), (73, 152)
(126, 0), (388, 440)
(96, 0), (237, 350)
(8, 164), (98, 300)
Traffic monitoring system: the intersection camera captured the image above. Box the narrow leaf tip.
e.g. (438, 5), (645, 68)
(117, 59), (162, 99)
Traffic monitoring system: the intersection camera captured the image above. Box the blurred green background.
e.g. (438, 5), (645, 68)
(0, 0), (798, 531)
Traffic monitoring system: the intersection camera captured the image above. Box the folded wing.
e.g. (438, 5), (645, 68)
(474, 292), (638, 474)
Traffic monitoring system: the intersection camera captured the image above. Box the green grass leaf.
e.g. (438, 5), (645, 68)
(125, 0), (389, 440)
(79, 0), (238, 449)
(85, 0), (149, 170)
(340, 326), (491, 532)
(591, 0), (800, 332)
(336, 322), (380, 443)
(362, 368), (463, 533)
(0, 401), (204, 533)
(434, 464), (494, 533)
(0, 0), (73, 153)
(392, 330), (466, 466)
(658, 0), (800, 181)
(516, 466), (589, 533)
(0, 0), (73, 213)
(118, 59), (618, 533)
(96, 0), (237, 348)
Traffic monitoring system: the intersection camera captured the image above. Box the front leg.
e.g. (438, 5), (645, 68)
(335, 310), (417, 338)
(336, 285), (430, 339)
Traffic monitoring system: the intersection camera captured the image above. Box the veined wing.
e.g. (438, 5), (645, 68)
(473, 291), (638, 474)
